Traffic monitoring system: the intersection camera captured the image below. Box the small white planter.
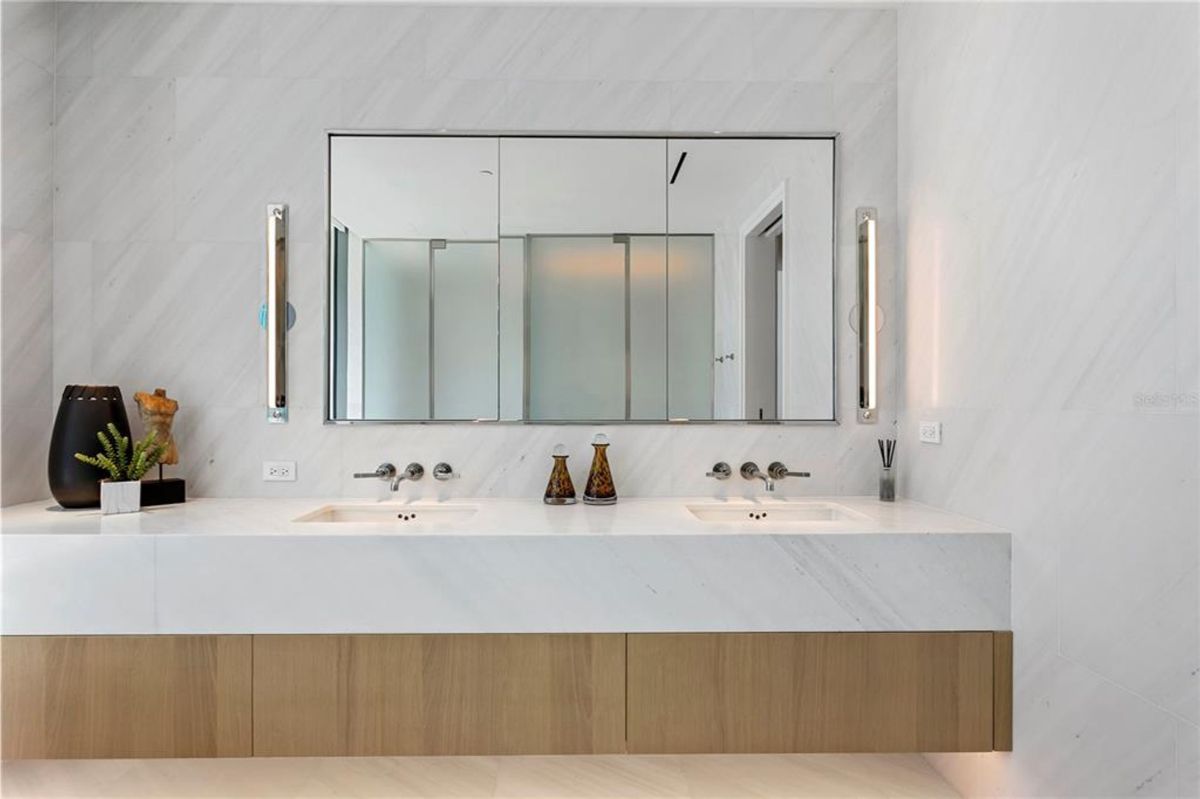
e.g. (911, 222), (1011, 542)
(100, 479), (141, 515)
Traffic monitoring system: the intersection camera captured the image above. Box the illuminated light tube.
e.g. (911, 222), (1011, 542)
(267, 203), (288, 424)
(857, 207), (877, 423)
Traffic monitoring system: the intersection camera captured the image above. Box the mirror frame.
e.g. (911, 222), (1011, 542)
(323, 131), (840, 426)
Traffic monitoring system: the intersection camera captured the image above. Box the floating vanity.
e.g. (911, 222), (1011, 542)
(1, 497), (1011, 759)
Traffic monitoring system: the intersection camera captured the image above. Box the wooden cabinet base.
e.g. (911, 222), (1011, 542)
(252, 634), (626, 756)
(1, 632), (1012, 758)
(627, 632), (1001, 753)
(1, 636), (251, 759)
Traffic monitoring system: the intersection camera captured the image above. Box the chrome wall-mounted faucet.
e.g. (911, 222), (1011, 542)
(706, 462), (732, 480)
(740, 461), (774, 492)
(768, 462), (811, 482)
(354, 462), (396, 484)
(353, 462), (423, 491)
(390, 463), (424, 490)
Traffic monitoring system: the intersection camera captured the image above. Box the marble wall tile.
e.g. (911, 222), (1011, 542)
(424, 6), (594, 82)
(282, 243), (328, 412)
(1055, 413), (1200, 724)
(499, 80), (670, 132)
(86, 3), (261, 78)
(587, 7), (754, 83)
(51, 242), (93, 393)
(341, 78), (512, 132)
(667, 82), (833, 134)
(54, 2), (93, 78)
(2, 52), (53, 239)
(54, 76), (175, 243)
(0, 406), (51, 506)
(173, 76), (337, 244)
(897, 4), (1199, 796)
(1179, 721), (1200, 799)
(1, 2), (54, 506)
(90, 241), (262, 408)
(37, 3), (898, 507)
(1178, 97), (1199, 399)
(1, 2), (55, 72)
(176, 406), (342, 497)
(260, 4), (423, 79)
(751, 9), (895, 85)
(1, 232), (52, 410)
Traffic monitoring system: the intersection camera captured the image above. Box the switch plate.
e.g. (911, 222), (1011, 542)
(262, 460), (296, 481)
(919, 421), (942, 444)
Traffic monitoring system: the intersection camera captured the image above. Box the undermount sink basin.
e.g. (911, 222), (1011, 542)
(686, 501), (865, 524)
(295, 504), (478, 525)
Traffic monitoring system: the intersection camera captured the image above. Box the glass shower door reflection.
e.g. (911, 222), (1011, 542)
(526, 236), (628, 421)
(362, 240), (430, 420)
(432, 240), (499, 420)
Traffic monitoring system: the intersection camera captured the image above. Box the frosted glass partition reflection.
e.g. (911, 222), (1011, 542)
(668, 235), (716, 420)
(629, 236), (667, 419)
(523, 234), (711, 421)
(527, 236), (627, 420)
(498, 238), (526, 420)
(432, 242), (499, 420)
(363, 240), (429, 419)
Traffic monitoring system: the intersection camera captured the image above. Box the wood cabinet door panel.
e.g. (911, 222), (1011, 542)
(1, 636), (252, 759)
(252, 634), (625, 756)
(626, 632), (994, 753)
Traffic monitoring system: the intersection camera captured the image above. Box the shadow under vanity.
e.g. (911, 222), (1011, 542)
(2, 134), (1011, 760)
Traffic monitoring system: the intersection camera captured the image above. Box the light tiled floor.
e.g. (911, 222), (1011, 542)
(0, 755), (959, 798)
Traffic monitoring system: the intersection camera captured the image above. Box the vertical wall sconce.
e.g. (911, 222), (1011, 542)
(857, 207), (877, 423)
(266, 204), (288, 423)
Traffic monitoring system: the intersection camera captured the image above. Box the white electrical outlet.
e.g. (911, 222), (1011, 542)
(918, 421), (942, 444)
(262, 460), (296, 481)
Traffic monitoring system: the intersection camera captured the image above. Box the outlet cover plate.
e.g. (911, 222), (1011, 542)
(263, 460), (297, 481)
(919, 421), (942, 444)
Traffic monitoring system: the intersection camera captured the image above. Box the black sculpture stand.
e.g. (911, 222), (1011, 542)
(140, 477), (186, 507)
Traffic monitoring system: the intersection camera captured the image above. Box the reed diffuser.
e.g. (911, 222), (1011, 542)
(878, 438), (896, 502)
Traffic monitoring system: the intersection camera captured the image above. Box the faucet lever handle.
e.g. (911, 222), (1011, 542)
(433, 462), (458, 481)
(767, 462), (810, 480)
(354, 463), (397, 480)
(706, 462), (731, 480)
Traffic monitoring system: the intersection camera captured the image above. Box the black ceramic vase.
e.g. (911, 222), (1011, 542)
(48, 385), (132, 508)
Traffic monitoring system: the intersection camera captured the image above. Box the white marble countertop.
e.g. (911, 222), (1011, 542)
(1, 496), (1010, 636)
(0, 496), (1002, 537)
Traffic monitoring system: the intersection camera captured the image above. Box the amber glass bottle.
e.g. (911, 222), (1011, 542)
(543, 445), (577, 505)
(583, 434), (617, 505)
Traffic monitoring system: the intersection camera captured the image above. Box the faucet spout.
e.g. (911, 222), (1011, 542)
(388, 462), (425, 491)
(739, 462), (774, 492)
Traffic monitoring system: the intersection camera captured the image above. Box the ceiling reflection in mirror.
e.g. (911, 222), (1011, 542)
(327, 135), (834, 423)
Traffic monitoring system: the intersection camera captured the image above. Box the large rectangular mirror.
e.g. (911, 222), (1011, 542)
(327, 134), (834, 423)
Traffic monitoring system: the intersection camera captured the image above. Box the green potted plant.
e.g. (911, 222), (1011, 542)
(75, 424), (168, 515)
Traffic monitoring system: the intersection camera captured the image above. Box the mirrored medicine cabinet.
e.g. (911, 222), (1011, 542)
(326, 134), (835, 423)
